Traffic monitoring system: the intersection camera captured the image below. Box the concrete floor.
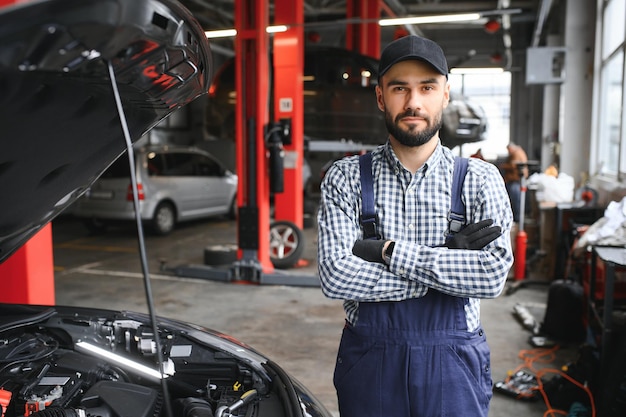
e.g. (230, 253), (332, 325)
(52, 215), (581, 417)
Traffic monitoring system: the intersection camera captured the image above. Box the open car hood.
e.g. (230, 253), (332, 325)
(0, 0), (212, 263)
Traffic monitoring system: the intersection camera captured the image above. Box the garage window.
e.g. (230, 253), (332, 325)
(593, 0), (626, 178)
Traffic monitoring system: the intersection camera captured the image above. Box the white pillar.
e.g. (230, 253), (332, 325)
(559, 0), (596, 183)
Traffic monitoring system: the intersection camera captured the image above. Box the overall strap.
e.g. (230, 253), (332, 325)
(359, 153), (468, 239)
(449, 156), (469, 234)
(359, 152), (380, 240)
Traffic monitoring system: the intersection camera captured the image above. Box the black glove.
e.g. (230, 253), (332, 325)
(352, 239), (386, 263)
(444, 219), (501, 250)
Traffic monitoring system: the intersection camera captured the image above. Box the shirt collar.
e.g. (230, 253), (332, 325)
(383, 140), (444, 176)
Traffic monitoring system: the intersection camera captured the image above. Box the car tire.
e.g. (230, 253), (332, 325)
(204, 244), (238, 266)
(82, 218), (108, 234)
(151, 202), (176, 235)
(269, 220), (305, 269)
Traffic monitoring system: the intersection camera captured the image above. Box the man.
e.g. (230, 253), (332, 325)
(317, 35), (513, 417)
(500, 142), (529, 223)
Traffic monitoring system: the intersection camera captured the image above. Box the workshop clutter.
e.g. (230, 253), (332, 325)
(576, 195), (626, 248)
(494, 344), (597, 416)
(574, 196), (626, 301)
(528, 171), (575, 203)
(585, 255), (626, 302)
(541, 280), (586, 344)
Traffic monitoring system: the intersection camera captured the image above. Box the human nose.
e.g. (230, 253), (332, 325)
(404, 89), (422, 111)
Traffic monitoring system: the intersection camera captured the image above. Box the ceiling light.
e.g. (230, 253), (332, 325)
(490, 52), (503, 63)
(484, 19), (501, 34)
(205, 29), (237, 38)
(379, 13), (481, 26)
(267, 25), (288, 33)
(206, 12), (484, 38)
(205, 25), (288, 39)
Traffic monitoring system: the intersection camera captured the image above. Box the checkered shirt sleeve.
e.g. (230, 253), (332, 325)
(317, 144), (514, 330)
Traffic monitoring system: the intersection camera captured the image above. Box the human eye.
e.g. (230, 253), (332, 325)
(386, 81), (408, 92)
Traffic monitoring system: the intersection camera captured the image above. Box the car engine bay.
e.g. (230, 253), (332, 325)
(0, 306), (293, 417)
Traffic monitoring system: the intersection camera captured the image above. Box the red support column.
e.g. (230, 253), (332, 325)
(0, 225), (55, 304)
(346, 0), (381, 58)
(0, 0), (55, 305)
(234, 0), (273, 272)
(273, 0), (304, 228)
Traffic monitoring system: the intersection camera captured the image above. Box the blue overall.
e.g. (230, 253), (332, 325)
(335, 153), (493, 416)
(333, 291), (493, 417)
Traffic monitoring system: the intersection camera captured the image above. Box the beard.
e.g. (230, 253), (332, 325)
(384, 108), (443, 147)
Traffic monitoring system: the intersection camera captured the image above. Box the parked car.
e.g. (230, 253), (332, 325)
(0, 2), (332, 417)
(206, 46), (488, 150)
(73, 145), (238, 235)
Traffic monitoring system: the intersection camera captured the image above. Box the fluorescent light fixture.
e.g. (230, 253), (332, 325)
(450, 67), (505, 74)
(206, 12), (486, 38)
(379, 13), (481, 26)
(266, 25), (288, 33)
(76, 341), (174, 380)
(205, 29), (237, 38)
(205, 25), (288, 39)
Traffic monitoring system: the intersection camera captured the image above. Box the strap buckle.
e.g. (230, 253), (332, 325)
(360, 215), (380, 240)
(448, 211), (465, 234)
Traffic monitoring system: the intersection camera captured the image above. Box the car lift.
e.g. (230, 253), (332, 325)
(169, 0), (308, 286)
(168, 0), (385, 287)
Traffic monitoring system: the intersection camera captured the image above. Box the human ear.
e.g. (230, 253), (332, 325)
(375, 85), (385, 112)
(442, 82), (450, 108)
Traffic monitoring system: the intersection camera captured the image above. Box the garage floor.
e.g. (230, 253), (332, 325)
(52, 215), (583, 417)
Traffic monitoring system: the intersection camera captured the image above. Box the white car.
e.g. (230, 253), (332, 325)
(73, 145), (238, 235)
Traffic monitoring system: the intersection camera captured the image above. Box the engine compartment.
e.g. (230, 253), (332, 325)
(0, 308), (283, 417)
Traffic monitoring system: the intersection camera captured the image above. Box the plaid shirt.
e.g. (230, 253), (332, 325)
(317, 143), (513, 331)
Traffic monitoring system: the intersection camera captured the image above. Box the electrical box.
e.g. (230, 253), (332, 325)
(525, 47), (567, 84)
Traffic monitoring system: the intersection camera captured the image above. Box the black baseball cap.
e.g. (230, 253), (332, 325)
(378, 35), (448, 79)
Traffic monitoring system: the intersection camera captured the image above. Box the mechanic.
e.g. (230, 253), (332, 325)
(316, 35), (513, 417)
(500, 141), (529, 223)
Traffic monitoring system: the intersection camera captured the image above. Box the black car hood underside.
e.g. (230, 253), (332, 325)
(0, 0), (212, 263)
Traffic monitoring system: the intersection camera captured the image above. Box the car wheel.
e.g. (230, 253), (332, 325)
(82, 218), (108, 234)
(151, 202), (176, 235)
(269, 220), (304, 269)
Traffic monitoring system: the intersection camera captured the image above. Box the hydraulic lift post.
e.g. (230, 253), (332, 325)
(234, 0), (272, 278)
(272, 0), (304, 229)
(168, 0), (318, 286)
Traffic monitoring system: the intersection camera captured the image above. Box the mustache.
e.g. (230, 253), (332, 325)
(396, 109), (429, 121)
